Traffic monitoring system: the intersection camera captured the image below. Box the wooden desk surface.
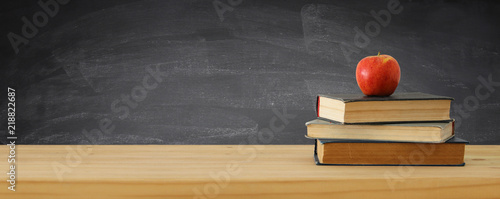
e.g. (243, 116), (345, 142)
(1, 145), (499, 198)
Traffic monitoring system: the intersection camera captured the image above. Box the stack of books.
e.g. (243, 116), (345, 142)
(306, 92), (468, 166)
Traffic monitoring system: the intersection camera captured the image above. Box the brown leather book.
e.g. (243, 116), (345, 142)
(314, 137), (467, 166)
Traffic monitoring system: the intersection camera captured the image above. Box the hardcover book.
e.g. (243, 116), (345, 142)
(313, 137), (468, 166)
(316, 92), (453, 124)
(306, 119), (455, 143)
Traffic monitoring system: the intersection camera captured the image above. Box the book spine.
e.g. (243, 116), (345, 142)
(316, 96), (320, 118)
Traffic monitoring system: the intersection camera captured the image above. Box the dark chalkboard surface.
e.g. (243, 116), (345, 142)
(1, 0), (499, 144)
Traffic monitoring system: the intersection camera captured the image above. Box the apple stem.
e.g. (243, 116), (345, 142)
(378, 52), (380, 56)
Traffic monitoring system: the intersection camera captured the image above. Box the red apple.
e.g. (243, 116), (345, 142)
(356, 53), (400, 96)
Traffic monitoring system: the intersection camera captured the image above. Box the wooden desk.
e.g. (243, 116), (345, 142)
(1, 145), (499, 198)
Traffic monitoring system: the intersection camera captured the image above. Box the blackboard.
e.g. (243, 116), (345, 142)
(1, 0), (499, 144)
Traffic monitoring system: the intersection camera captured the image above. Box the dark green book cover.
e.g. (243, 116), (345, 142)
(318, 92), (454, 103)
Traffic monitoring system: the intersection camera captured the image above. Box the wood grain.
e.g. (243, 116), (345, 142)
(1, 145), (499, 198)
